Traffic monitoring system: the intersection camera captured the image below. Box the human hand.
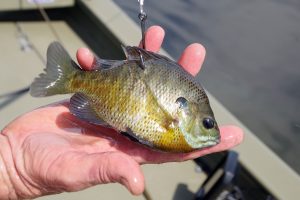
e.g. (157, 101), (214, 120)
(0, 26), (243, 199)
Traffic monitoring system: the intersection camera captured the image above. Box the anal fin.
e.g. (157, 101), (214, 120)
(70, 93), (110, 127)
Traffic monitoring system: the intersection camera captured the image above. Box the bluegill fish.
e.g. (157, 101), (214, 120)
(30, 42), (220, 152)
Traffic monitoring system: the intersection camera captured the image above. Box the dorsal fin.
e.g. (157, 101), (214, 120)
(122, 46), (174, 63)
(92, 56), (126, 70)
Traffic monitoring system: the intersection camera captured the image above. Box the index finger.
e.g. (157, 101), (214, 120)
(139, 25), (165, 52)
(77, 26), (165, 70)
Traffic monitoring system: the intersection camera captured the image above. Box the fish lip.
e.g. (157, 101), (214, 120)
(205, 135), (221, 146)
(209, 130), (221, 144)
(194, 140), (219, 151)
(200, 137), (221, 149)
(215, 134), (221, 144)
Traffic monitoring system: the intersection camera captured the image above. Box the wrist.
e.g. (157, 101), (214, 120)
(0, 130), (18, 199)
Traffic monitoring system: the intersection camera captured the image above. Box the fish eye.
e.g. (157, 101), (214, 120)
(176, 97), (188, 109)
(203, 118), (215, 129)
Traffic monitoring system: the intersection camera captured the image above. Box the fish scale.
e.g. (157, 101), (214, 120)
(71, 64), (166, 143)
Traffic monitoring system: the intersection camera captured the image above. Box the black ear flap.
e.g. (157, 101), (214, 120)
(176, 97), (188, 109)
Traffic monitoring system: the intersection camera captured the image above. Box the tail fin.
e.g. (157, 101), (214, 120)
(30, 42), (80, 97)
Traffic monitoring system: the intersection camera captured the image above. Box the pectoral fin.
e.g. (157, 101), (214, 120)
(70, 93), (110, 127)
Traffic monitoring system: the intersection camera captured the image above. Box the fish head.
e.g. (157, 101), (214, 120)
(175, 96), (220, 149)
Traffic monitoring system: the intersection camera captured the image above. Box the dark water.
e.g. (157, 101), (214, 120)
(113, 0), (300, 174)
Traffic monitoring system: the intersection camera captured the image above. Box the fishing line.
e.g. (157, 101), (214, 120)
(16, 22), (46, 64)
(138, 0), (147, 49)
(33, 0), (63, 43)
(138, 1), (153, 199)
(0, 23), (47, 111)
(0, 88), (29, 110)
(0, 0), (63, 108)
(0, 87), (30, 99)
(0, 3), (55, 110)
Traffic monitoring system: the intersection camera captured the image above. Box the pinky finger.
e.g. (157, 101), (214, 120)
(139, 25), (165, 52)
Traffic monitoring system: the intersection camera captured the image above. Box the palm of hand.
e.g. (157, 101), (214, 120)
(5, 101), (241, 197)
(5, 101), (146, 196)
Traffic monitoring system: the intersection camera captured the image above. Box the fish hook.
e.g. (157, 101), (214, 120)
(138, 0), (147, 50)
(137, 49), (145, 70)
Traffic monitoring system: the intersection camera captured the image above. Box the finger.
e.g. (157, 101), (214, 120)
(54, 152), (144, 195)
(77, 25), (165, 71)
(139, 25), (165, 52)
(92, 152), (145, 195)
(76, 48), (94, 70)
(182, 125), (244, 160)
(139, 125), (243, 164)
(178, 43), (206, 76)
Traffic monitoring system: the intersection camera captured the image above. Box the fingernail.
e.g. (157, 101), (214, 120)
(77, 48), (94, 70)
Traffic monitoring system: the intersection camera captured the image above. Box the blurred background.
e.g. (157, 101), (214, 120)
(113, 0), (300, 175)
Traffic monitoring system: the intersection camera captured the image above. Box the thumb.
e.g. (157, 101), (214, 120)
(51, 152), (145, 195)
(92, 152), (145, 195)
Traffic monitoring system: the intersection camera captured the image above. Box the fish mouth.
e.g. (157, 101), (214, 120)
(183, 134), (220, 150)
(205, 133), (221, 145)
(200, 137), (220, 149)
(215, 134), (221, 144)
(178, 115), (221, 149)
